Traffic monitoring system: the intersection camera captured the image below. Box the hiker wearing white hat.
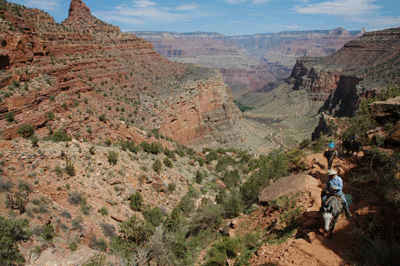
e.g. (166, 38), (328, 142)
(321, 169), (352, 218)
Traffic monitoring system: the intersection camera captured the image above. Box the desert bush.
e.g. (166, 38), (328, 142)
(167, 183), (176, 193)
(64, 158), (75, 176)
(205, 233), (259, 266)
(163, 157), (173, 168)
(143, 207), (164, 227)
(47, 112), (54, 120)
(42, 224), (55, 241)
(0, 179), (13, 192)
(222, 169), (240, 188)
(98, 114), (107, 122)
(5, 111), (14, 123)
(0, 216), (31, 265)
(222, 190), (244, 219)
(108, 150), (118, 165)
(286, 148), (307, 172)
(83, 254), (106, 266)
(116, 216), (154, 246)
(89, 145), (96, 155)
(152, 159), (162, 173)
(90, 236), (107, 252)
(191, 203), (223, 232)
(240, 150), (289, 207)
(178, 194), (195, 216)
(46, 129), (71, 142)
(68, 192), (85, 205)
(129, 192), (143, 211)
(140, 141), (163, 154)
(104, 138), (112, 147)
(31, 134), (39, 147)
(101, 223), (116, 238)
(17, 124), (34, 138)
(195, 170), (204, 184)
(206, 149), (218, 162)
(98, 207), (108, 216)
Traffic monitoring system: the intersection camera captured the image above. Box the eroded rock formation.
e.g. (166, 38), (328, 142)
(0, 0), (240, 143)
(288, 27), (400, 117)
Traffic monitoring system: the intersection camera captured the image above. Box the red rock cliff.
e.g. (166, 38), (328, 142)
(0, 0), (240, 143)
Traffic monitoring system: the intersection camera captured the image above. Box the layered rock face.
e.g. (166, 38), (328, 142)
(288, 27), (400, 117)
(134, 28), (362, 99)
(0, 0), (240, 143)
(159, 74), (241, 145)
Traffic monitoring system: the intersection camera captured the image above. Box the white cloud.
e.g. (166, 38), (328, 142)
(226, 0), (271, 4)
(102, 15), (145, 25)
(287, 24), (300, 30)
(133, 0), (156, 8)
(294, 0), (381, 16)
(177, 3), (200, 11)
(13, 0), (58, 11)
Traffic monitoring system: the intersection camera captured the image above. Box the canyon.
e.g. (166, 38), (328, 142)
(0, 0), (241, 145)
(134, 28), (364, 99)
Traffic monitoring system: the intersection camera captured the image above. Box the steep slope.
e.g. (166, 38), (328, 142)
(134, 28), (363, 99)
(289, 27), (400, 117)
(0, 0), (240, 145)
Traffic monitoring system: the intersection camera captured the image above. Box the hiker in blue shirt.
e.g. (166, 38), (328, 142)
(324, 142), (338, 169)
(321, 169), (352, 218)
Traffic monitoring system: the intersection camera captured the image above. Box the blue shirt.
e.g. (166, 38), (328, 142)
(326, 175), (343, 195)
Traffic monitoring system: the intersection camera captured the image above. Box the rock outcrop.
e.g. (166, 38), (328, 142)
(288, 27), (400, 117)
(159, 74), (241, 145)
(0, 0), (239, 143)
(134, 28), (362, 99)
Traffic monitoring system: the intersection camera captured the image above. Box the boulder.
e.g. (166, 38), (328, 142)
(259, 174), (318, 203)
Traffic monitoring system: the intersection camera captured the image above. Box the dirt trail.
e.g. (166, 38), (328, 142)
(247, 152), (360, 266)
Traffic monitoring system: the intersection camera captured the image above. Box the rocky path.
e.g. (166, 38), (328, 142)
(247, 152), (359, 266)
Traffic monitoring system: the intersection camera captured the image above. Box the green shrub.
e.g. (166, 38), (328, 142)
(163, 157), (173, 168)
(55, 165), (63, 177)
(167, 183), (176, 193)
(116, 216), (154, 246)
(42, 224), (55, 241)
(0, 216), (31, 265)
(83, 254), (106, 266)
(222, 190), (244, 218)
(31, 135), (39, 147)
(108, 150), (118, 165)
(89, 145), (96, 155)
(5, 111), (14, 123)
(195, 170), (204, 184)
(143, 207), (164, 227)
(68, 192), (85, 205)
(90, 236), (107, 252)
(99, 114), (107, 122)
(222, 169), (240, 188)
(17, 124), (34, 138)
(98, 207), (108, 216)
(65, 158), (75, 176)
(178, 194), (195, 215)
(206, 150), (218, 162)
(140, 141), (163, 154)
(104, 138), (112, 147)
(46, 129), (71, 142)
(152, 159), (162, 173)
(129, 192), (143, 211)
(47, 112), (55, 120)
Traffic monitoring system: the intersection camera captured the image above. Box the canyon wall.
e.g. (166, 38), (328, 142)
(288, 27), (400, 117)
(0, 0), (240, 143)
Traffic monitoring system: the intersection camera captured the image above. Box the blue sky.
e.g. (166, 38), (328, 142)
(9, 0), (400, 35)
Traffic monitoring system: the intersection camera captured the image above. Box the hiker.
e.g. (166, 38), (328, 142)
(324, 142), (338, 169)
(321, 169), (352, 218)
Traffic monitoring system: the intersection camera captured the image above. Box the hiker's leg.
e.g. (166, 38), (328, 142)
(340, 194), (352, 218)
